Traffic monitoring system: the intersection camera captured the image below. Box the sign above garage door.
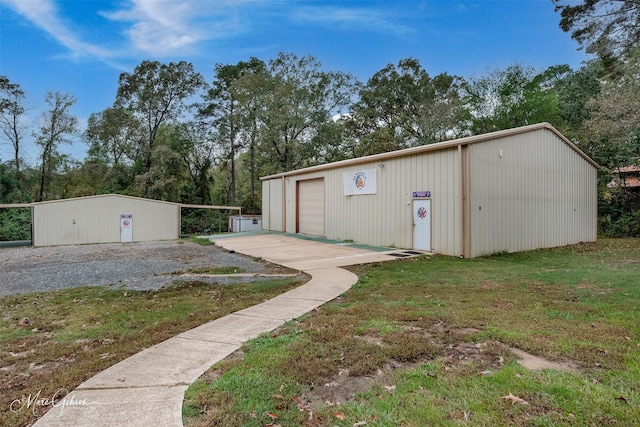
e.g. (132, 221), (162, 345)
(343, 168), (377, 195)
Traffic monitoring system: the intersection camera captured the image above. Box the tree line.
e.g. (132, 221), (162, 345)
(1, 0), (639, 238)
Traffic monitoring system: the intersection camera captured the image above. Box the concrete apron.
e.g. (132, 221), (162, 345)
(34, 234), (398, 426)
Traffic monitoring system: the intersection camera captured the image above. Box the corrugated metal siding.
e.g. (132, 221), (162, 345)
(261, 125), (597, 258)
(268, 147), (461, 255)
(268, 179), (284, 232)
(33, 195), (179, 246)
(261, 180), (270, 231)
(468, 129), (597, 257)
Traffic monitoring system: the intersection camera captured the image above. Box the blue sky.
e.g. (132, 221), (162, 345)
(1, 0), (591, 163)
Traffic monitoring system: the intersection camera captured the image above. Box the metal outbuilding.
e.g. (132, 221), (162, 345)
(261, 123), (599, 258)
(32, 194), (180, 246)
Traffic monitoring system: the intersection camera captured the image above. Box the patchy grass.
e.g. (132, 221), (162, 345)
(183, 239), (640, 426)
(187, 236), (215, 246)
(170, 266), (247, 275)
(0, 277), (306, 427)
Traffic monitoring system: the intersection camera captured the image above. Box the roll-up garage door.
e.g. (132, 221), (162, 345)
(297, 178), (325, 236)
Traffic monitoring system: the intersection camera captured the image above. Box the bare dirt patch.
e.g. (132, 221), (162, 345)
(309, 374), (391, 408)
(509, 347), (580, 372)
(451, 327), (482, 335)
(304, 338), (511, 407)
(576, 283), (612, 295)
(303, 337), (581, 408)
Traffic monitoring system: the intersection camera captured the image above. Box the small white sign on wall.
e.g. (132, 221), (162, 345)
(120, 214), (133, 243)
(343, 168), (377, 195)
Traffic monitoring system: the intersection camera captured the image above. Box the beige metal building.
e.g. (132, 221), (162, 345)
(32, 194), (180, 246)
(261, 123), (598, 258)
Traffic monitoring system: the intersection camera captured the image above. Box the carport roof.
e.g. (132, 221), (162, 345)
(0, 194), (241, 210)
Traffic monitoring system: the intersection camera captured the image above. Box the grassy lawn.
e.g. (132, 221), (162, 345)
(182, 239), (640, 426)
(0, 274), (306, 427)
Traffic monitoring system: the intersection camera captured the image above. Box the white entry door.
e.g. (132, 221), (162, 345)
(412, 199), (431, 251)
(120, 214), (133, 243)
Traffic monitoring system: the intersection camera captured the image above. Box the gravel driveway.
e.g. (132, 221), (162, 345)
(0, 240), (291, 297)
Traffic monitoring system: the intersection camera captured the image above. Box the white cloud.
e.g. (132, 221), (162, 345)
(1, 0), (411, 61)
(291, 5), (413, 36)
(0, 0), (112, 59)
(101, 0), (248, 56)
(1, 0), (250, 60)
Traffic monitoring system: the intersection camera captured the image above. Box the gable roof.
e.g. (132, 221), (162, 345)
(261, 122), (599, 180)
(1, 194), (240, 210)
(31, 193), (181, 207)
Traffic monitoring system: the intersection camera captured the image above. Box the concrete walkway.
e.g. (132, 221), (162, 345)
(34, 234), (400, 426)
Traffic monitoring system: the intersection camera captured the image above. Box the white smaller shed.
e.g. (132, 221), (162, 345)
(228, 215), (262, 232)
(32, 194), (180, 246)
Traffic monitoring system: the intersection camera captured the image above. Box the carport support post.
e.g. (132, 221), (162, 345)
(31, 205), (34, 247)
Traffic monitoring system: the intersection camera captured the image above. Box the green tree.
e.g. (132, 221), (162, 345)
(247, 53), (358, 175)
(34, 91), (78, 201)
(134, 145), (185, 202)
(231, 66), (273, 202)
(85, 107), (143, 168)
(553, 0), (640, 66)
(0, 202), (31, 241)
(84, 107), (145, 194)
(576, 49), (640, 237)
(347, 58), (466, 156)
(235, 150), (262, 214)
(0, 163), (22, 203)
(166, 122), (216, 205)
(132, 124), (190, 202)
(554, 59), (603, 138)
(53, 159), (111, 198)
(580, 50), (640, 168)
(308, 119), (355, 164)
(201, 54), (356, 205)
(200, 58), (266, 205)
(114, 60), (206, 198)
(463, 64), (570, 134)
(0, 76), (27, 183)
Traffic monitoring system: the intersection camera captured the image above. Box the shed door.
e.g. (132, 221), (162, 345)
(413, 199), (431, 251)
(120, 214), (133, 243)
(297, 179), (325, 237)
